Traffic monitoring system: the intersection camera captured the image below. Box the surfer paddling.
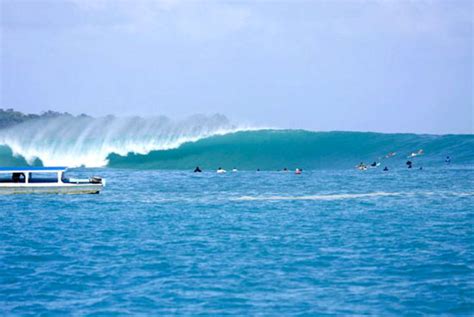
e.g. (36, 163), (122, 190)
(370, 162), (380, 168)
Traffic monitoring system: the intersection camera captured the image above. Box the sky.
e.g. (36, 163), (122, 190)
(0, 0), (472, 134)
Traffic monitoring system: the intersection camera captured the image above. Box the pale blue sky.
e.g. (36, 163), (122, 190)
(1, 0), (472, 134)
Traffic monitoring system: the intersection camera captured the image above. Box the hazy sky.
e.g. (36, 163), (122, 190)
(1, 0), (472, 134)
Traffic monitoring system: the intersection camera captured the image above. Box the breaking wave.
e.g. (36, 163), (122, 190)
(106, 130), (473, 170)
(0, 115), (472, 169)
(0, 114), (250, 167)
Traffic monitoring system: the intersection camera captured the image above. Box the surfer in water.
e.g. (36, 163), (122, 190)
(406, 160), (413, 168)
(194, 166), (202, 173)
(385, 152), (396, 158)
(445, 156), (451, 164)
(356, 162), (367, 170)
(217, 167), (226, 174)
(409, 149), (424, 158)
(383, 166), (389, 171)
(295, 168), (302, 174)
(370, 162), (379, 167)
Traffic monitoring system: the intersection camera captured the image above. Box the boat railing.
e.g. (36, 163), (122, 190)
(0, 168), (104, 186)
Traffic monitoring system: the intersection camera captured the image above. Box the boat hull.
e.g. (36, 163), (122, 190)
(0, 183), (104, 195)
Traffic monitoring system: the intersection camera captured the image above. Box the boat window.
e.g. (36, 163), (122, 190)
(29, 172), (58, 183)
(0, 173), (26, 183)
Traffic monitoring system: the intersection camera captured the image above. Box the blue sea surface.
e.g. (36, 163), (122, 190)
(1, 167), (473, 315)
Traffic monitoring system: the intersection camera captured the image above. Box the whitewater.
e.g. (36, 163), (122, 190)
(1, 114), (473, 315)
(0, 114), (252, 167)
(0, 114), (472, 169)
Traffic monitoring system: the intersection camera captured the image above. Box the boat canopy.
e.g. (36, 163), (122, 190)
(0, 167), (67, 174)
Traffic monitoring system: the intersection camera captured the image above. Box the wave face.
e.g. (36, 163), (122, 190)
(0, 114), (244, 167)
(0, 120), (472, 169)
(106, 130), (473, 169)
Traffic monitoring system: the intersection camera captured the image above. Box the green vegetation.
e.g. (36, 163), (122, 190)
(0, 109), (89, 129)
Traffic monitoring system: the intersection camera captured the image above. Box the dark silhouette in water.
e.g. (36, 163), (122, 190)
(194, 166), (202, 173)
(383, 166), (388, 171)
(406, 160), (413, 168)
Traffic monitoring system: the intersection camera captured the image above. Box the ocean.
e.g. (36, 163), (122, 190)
(0, 124), (473, 315)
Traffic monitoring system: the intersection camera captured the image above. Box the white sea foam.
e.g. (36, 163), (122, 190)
(233, 192), (403, 201)
(233, 191), (474, 201)
(0, 114), (254, 167)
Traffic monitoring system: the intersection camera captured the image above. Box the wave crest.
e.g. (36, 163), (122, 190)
(0, 114), (249, 167)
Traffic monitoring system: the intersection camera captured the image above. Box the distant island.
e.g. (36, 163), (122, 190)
(0, 108), (90, 129)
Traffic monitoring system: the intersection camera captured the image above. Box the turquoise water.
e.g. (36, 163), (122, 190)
(108, 131), (474, 170)
(1, 166), (473, 315)
(1, 130), (473, 169)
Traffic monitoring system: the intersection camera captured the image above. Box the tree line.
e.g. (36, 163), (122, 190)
(0, 108), (90, 129)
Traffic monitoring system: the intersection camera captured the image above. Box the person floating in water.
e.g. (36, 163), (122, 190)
(409, 149), (424, 158)
(282, 167), (288, 172)
(406, 160), (413, 168)
(385, 152), (396, 158)
(295, 168), (302, 174)
(194, 166), (202, 173)
(217, 167), (226, 174)
(445, 156), (451, 164)
(383, 166), (388, 171)
(256, 168), (260, 172)
(370, 162), (378, 167)
(356, 162), (367, 170)
(232, 167), (238, 172)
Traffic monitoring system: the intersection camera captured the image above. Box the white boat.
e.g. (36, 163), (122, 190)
(0, 167), (105, 194)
